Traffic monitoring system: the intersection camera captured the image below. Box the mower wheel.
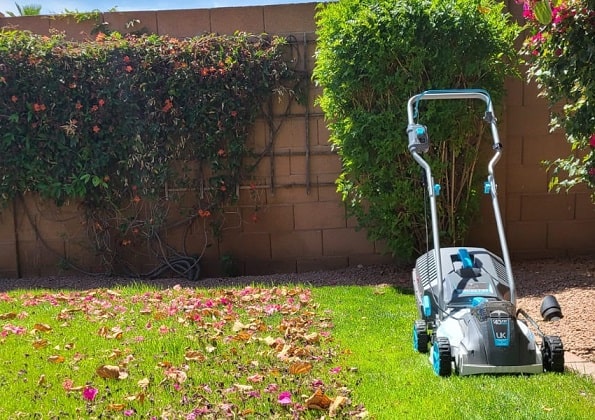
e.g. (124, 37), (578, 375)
(432, 337), (452, 377)
(542, 335), (564, 373)
(413, 320), (429, 353)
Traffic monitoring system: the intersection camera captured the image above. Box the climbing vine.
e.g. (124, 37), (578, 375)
(0, 29), (298, 276)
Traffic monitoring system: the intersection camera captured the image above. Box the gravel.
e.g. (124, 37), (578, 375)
(1, 257), (593, 362)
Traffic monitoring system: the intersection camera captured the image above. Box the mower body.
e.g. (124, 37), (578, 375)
(407, 90), (563, 376)
(413, 247), (543, 375)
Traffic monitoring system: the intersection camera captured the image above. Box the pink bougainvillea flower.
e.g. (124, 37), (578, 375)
(62, 378), (74, 391)
(247, 374), (264, 383)
(277, 391), (292, 405)
(264, 383), (279, 393)
(82, 385), (98, 401)
(125, 65), (133, 73)
(123, 409), (135, 416)
(98, 99), (105, 107)
(329, 366), (342, 374)
(589, 134), (595, 148)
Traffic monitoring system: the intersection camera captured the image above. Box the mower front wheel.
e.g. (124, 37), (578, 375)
(432, 337), (452, 377)
(542, 335), (564, 373)
(413, 320), (429, 353)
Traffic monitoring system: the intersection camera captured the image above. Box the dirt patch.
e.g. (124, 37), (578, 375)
(1, 257), (593, 362)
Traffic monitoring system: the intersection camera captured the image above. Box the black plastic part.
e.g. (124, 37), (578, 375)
(542, 335), (564, 373)
(433, 337), (452, 376)
(540, 295), (563, 321)
(413, 320), (429, 353)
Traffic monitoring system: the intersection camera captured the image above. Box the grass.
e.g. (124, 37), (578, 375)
(0, 282), (593, 419)
(313, 284), (595, 419)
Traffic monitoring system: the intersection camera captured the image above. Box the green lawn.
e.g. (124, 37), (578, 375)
(0, 282), (592, 419)
(314, 284), (595, 419)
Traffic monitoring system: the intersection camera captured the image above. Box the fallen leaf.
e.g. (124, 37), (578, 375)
(305, 388), (332, 410)
(329, 395), (348, 417)
(48, 355), (65, 363)
(96, 364), (128, 379)
(0, 312), (17, 320)
(184, 350), (206, 362)
(289, 361), (312, 375)
(34, 323), (52, 332)
(33, 339), (48, 349)
(107, 403), (126, 411)
(233, 331), (251, 341)
(37, 374), (46, 386)
(137, 377), (150, 388)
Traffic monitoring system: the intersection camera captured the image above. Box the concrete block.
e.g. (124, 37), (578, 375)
(271, 230), (322, 259)
(219, 232), (271, 259)
(507, 105), (551, 137)
(547, 220), (595, 250)
(506, 165), (548, 194)
(290, 153), (342, 176)
(275, 118), (307, 149)
(521, 194), (575, 221)
(0, 15), (51, 35)
(242, 205), (294, 233)
(49, 16), (98, 41)
(506, 221), (547, 251)
(522, 134), (570, 165)
(294, 201), (346, 230)
(264, 3), (317, 34)
(211, 6), (265, 34)
(575, 193), (595, 220)
(322, 228), (375, 256)
(155, 9), (210, 37)
(102, 11), (159, 36)
(266, 185), (319, 205)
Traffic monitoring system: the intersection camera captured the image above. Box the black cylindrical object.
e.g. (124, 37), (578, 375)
(540, 295), (563, 321)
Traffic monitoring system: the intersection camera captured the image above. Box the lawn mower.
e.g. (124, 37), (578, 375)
(406, 89), (564, 376)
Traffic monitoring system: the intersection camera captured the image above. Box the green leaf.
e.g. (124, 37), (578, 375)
(534, 1), (553, 25)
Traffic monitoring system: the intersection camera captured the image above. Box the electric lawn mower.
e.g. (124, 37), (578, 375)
(407, 89), (564, 376)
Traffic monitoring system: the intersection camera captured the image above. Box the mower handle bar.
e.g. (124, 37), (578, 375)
(405, 90), (516, 312)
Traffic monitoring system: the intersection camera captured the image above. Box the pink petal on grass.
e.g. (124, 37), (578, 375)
(278, 391), (292, 405)
(82, 385), (98, 401)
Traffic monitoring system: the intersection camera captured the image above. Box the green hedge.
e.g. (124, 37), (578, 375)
(314, 0), (520, 261)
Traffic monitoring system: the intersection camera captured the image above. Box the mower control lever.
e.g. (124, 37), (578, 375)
(407, 124), (429, 153)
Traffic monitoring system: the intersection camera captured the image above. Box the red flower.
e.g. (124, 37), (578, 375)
(75, 101), (83, 110)
(217, 148), (226, 157)
(33, 103), (46, 112)
(162, 99), (173, 112)
(98, 99), (105, 107)
(590, 134), (595, 148)
(92, 125), (100, 133)
(230, 110), (238, 118)
(123, 55), (130, 63)
(125, 65), (133, 73)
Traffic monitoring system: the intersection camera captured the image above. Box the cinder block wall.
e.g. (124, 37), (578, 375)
(0, 2), (593, 278)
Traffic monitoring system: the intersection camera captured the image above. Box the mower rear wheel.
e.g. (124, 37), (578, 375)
(542, 335), (564, 373)
(432, 337), (452, 377)
(413, 320), (429, 353)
